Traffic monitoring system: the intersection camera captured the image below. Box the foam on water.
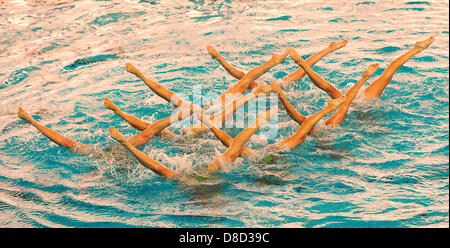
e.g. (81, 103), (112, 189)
(0, 0), (448, 227)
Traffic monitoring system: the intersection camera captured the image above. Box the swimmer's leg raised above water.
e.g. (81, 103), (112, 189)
(126, 105), (194, 146)
(277, 96), (346, 151)
(106, 73), (256, 157)
(270, 82), (307, 124)
(104, 97), (149, 130)
(109, 127), (177, 179)
(191, 84), (276, 134)
(207, 45), (245, 80)
(207, 40), (347, 88)
(282, 40), (348, 83)
(195, 109), (256, 158)
(126, 63), (184, 107)
(213, 48), (290, 106)
(290, 48), (343, 99)
(325, 63), (379, 127)
(195, 81), (305, 134)
(206, 106), (277, 172)
(125, 61), (275, 136)
(104, 97), (175, 138)
(207, 47), (289, 94)
(18, 107), (93, 154)
(364, 36), (435, 99)
(192, 84), (274, 133)
(123, 63), (256, 158)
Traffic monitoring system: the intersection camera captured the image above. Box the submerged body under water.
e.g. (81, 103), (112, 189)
(0, 0), (448, 227)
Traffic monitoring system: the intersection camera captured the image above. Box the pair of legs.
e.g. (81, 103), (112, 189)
(270, 61), (377, 134)
(276, 96), (347, 150)
(126, 43), (331, 135)
(363, 36), (434, 98)
(125, 62), (279, 136)
(17, 100), (256, 179)
(207, 40), (348, 89)
(193, 46), (326, 132)
(289, 36), (435, 126)
(17, 94), (341, 180)
(207, 47), (290, 107)
(109, 106), (277, 179)
(16, 104), (189, 159)
(105, 94), (345, 178)
(204, 41), (348, 128)
(104, 97), (176, 139)
(111, 68), (259, 158)
(124, 62), (308, 136)
(291, 37), (435, 100)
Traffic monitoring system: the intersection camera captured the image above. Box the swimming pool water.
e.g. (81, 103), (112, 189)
(0, 0), (448, 227)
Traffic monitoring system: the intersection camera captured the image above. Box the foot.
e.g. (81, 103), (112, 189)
(109, 127), (127, 143)
(327, 95), (346, 109)
(125, 63), (140, 75)
(207, 45), (220, 59)
(363, 63), (379, 78)
(289, 48), (305, 65)
(18, 107), (34, 123)
(414, 36), (434, 50)
(328, 40), (348, 51)
(104, 97), (119, 112)
(272, 48), (290, 64)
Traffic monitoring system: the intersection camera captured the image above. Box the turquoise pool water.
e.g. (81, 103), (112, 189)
(0, 0), (448, 227)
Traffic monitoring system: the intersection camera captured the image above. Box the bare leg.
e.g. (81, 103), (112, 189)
(109, 127), (177, 178)
(191, 84), (274, 134)
(213, 48), (290, 106)
(108, 74), (256, 158)
(207, 45), (245, 80)
(126, 105), (193, 146)
(126, 116), (173, 146)
(364, 36), (434, 99)
(18, 107), (92, 154)
(195, 107), (256, 158)
(282, 40), (347, 83)
(126, 63), (184, 107)
(206, 106), (277, 171)
(125, 63), (210, 134)
(207, 41), (347, 88)
(325, 63), (379, 126)
(290, 48), (343, 99)
(270, 82), (307, 124)
(211, 84), (273, 128)
(104, 97), (149, 131)
(277, 96), (346, 150)
(128, 50), (288, 112)
(124, 63), (257, 158)
(206, 45), (258, 90)
(125, 62), (277, 139)
(104, 97), (176, 138)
